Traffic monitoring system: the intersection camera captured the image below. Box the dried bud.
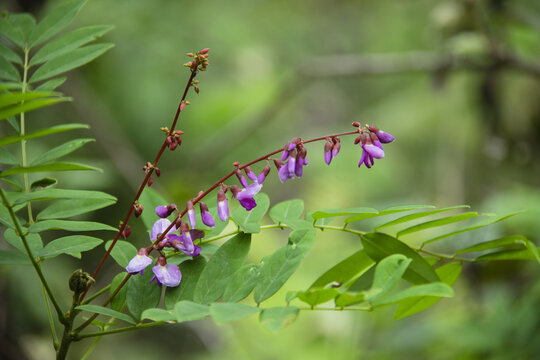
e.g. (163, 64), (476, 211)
(134, 204), (144, 217)
(194, 86), (199, 94)
(180, 102), (185, 112)
(186, 53), (194, 57)
(69, 269), (94, 296)
(200, 48), (210, 54)
(148, 176), (154, 187)
(155, 168), (161, 177)
(368, 125), (379, 133)
(352, 121), (362, 127)
(121, 225), (132, 239)
(233, 161), (240, 167)
(354, 135), (362, 145)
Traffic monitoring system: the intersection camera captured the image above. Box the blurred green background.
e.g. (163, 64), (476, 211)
(2, 0), (540, 359)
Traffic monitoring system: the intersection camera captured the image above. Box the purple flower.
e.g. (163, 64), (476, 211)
(125, 248), (153, 275)
(364, 143), (385, 159)
(200, 202), (215, 227)
(332, 139), (341, 158)
(172, 222), (202, 256)
(324, 140), (333, 165)
(278, 162), (291, 183)
(186, 200), (196, 228)
(236, 182), (263, 211)
(235, 169), (248, 187)
(155, 204), (176, 218)
(245, 166), (258, 182)
(217, 189), (229, 221)
(151, 218), (175, 240)
(376, 130), (395, 143)
(258, 164), (271, 184)
(151, 259), (181, 287)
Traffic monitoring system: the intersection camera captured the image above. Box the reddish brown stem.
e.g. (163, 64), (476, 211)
(144, 129), (360, 252)
(79, 69), (198, 302)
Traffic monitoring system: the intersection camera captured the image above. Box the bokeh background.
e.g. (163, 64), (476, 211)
(2, 0), (540, 359)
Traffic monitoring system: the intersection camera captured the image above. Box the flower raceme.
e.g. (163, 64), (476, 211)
(125, 123), (393, 288)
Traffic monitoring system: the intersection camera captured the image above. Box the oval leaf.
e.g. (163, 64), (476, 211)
(37, 235), (102, 259)
(165, 257), (207, 309)
(254, 229), (316, 304)
(126, 269), (161, 320)
(37, 198), (115, 220)
(174, 301), (210, 322)
(28, 220), (116, 233)
(210, 303), (260, 324)
(222, 263), (260, 303)
(105, 240), (137, 268)
(231, 193), (270, 233)
(259, 306), (299, 332)
(193, 232), (251, 304)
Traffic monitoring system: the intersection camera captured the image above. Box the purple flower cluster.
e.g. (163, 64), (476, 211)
(229, 164), (270, 211)
(274, 138), (308, 183)
(324, 137), (341, 165)
(352, 123), (395, 169)
(125, 215), (205, 287)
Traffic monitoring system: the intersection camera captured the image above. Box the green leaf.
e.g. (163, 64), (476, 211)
(394, 262), (462, 319)
(193, 232), (251, 304)
(269, 199), (304, 223)
(35, 77), (66, 91)
(397, 212), (479, 238)
(475, 248), (540, 262)
(37, 235), (102, 259)
(30, 25), (114, 66)
(309, 249), (375, 289)
(231, 193), (270, 233)
(13, 188), (115, 204)
(28, 0), (88, 48)
(297, 288), (340, 306)
(335, 254), (411, 307)
(28, 220), (117, 233)
(0, 148), (18, 165)
(0, 91), (56, 107)
(30, 43), (114, 83)
(344, 205), (436, 224)
(259, 306), (299, 332)
(0, 250), (30, 264)
(126, 268), (161, 320)
(0, 56), (19, 81)
(456, 235), (531, 255)
(138, 187), (168, 234)
(0, 17), (25, 46)
(222, 264), (260, 303)
(10, 13), (35, 41)
(30, 177), (57, 190)
(0, 162), (101, 177)
(0, 96), (71, 121)
(174, 301), (210, 322)
(374, 205), (470, 231)
(110, 272), (128, 312)
(105, 240), (137, 268)
(210, 303), (261, 324)
(31, 138), (94, 165)
(360, 232), (440, 284)
(0, 82), (22, 91)
(37, 198), (115, 220)
(0, 43), (21, 64)
(374, 282), (454, 307)
(422, 213), (521, 246)
(0, 123), (88, 147)
(254, 229), (316, 304)
(76, 304), (136, 325)
(311, 207), (378, 220)
(141, 308), (175, 322)
(165, 257), (207, 309)
(3, 228), (43, 254)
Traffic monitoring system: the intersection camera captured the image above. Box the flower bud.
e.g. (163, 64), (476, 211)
(200, 202), (215, 227)
(186, 200), (196, 228)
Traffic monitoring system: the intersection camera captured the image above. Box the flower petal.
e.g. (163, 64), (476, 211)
(126, 254), (153, 274)
(151, 219), (173, 240)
